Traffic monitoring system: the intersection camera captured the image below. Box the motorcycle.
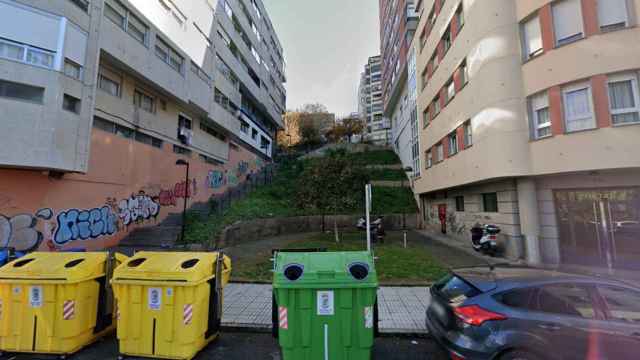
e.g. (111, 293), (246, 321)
(357, 216), (385, 243)
(470, 224), (500, 256)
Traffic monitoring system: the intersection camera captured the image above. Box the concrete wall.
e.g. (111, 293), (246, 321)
(0, 129), (266, 253)
(217, 213), (420, 247)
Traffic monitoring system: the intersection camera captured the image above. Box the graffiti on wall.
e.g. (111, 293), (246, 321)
(117, 191), (160, 226)
(237, 161), (250, 176)
(53, 206), (118, 245)
(0, 208), (54, 252)
(205, 170), (225, 189)
(227, 170), (239, 186)
(158, 179), (197, 206)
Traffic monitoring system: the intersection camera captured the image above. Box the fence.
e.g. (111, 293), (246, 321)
(207, 164), (275, 215)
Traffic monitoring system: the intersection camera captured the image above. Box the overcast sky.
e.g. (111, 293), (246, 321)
(263, 0), (381, 118)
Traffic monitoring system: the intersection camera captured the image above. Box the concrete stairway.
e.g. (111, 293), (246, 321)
(116, 213), (183, 255)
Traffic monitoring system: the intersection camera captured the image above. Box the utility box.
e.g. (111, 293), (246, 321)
(0, 251), (124, 356)
(273, 251), (378, 360)
(112, 252), (231, 360)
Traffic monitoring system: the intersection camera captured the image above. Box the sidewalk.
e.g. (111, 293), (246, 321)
(222, 283), (431, 334)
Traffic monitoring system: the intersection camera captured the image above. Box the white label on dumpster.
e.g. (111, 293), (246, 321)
(166, 288), (173, 297)
(13, 286), (20, 295)
(148, 288), (162, 310)
(317, 291), (334, 316)
(364, 306), (373, 328)
(29, 286), (42, 308)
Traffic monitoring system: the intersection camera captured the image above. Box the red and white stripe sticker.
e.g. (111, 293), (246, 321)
(183, 304), (193, 325)
(279, 306), (288, 329)
(63, 300), (75, 320)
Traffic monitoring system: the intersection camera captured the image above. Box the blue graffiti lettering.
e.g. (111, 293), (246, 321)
(206, 170), (225, 189)
(53, 206), (117, 245)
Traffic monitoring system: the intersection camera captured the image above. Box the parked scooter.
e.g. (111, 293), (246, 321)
(357, 216), (385, 243)
(470, 223), (500, 256)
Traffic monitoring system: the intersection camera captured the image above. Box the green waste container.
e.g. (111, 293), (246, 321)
(272, 251), (378, 360)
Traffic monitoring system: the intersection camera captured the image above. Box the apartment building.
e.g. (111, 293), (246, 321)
(379, 0), (420, 173)
(0, 0), (286, 252)
(358, 55), (388, 144)
(413, 0), (640, 271)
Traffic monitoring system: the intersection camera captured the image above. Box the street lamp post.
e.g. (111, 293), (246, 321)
(176, 159), (190, 243)
(402, 166), (413, 248)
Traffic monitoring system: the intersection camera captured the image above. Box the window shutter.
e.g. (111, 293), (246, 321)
(552, 0), (583, 42)
(524, 16), (542, 56)
(597, 0), (628, 27)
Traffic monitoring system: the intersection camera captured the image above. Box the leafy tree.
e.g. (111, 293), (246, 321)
(299, 120), (321, 147)
(341, 117), (365, 142)
(299, 103), (328, 114)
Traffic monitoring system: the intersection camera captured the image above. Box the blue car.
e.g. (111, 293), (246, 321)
(426, 266), (640, 360)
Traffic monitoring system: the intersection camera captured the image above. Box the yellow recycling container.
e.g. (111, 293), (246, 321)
(0, 251), (125, 356)
(112, 251), (231, 360)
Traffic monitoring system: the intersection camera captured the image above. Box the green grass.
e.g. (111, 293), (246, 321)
(371, 186), (418, 214)
(347, 150), (400, 165)
(232, 232), (448, 284)
(367, 168), (407, 181)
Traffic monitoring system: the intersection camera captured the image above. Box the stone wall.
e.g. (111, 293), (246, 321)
(216, 213), (419, 247)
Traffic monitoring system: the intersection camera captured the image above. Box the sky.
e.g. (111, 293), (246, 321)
(263, 0), (381, 118)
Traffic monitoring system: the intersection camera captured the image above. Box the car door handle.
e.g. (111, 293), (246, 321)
(538, 323), (561, 331)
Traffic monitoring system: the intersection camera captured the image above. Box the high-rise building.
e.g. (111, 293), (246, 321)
(358, 55), (386, 144)
(0, 0), (286, 251)
(413, 0), (640, 269)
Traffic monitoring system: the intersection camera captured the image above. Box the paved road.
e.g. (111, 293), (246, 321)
(9, 332), (447, 360)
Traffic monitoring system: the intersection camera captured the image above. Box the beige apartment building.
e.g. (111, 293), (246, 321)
(413, 0), (640, 270)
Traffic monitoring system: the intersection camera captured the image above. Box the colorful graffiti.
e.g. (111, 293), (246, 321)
(158, 180), (198, 206)
(0, 208), (54, 252)
(53, 206), (118, 246)
(227, 170), (239, 186)
(206, 170), (225, 189)
(237, 161), (250, 176)
(117, 192), (160, 226)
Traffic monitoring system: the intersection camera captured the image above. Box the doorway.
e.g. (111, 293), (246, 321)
(554, 188), (640, 270)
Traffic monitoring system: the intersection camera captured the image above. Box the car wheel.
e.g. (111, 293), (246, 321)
(499, 350), (541, 360)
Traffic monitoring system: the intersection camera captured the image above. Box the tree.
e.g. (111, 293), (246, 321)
(299, 120), (321, 147)
(299, 103), (328, 114)
(341, 117), (365, 142)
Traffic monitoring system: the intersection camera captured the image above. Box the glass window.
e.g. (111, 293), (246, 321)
(0, 39), (25, 62)
(447, 81), (455, 102)
(69, 0), (90, 12)
(115, 124), (134, 139)
(0, 79), (44, 103)
(522, 15), (543, 60)
(426, 150), (432, 168)
(482, 193), (498, 212)
(552, 0), (584, 46)
(98, 73), (120, 96)
(251, 128), (258, 140)
(563, 82), (595, 132)
(433, 97), (441, 115)
(173, 144), (191, 155)
(598, 0), (629, 32)
(464, 121), (472, 147)
(608, 73), (640, 125)
(127, 13), (148, 45)
(433, 274), (481, 303)
(530, 92), (551, 139)
(64, 59), (82, 80)
(223, 0), (233, 18)
(156, 37), (183, 73)
(134, 89), (154, 113)
(93, 117), (116, 133)
(448, 132), (458, 155)
(536, 284), (595, 319)
(26, 48), (54, 69)
(104, 0), (126, 28)
(62, 94), (81, 113)
(455, 196), (464, 212)
(456, 5), (464, 30)
(496, 288), (538, 309)
(598, 285), (640, 323)
(436, 143), (444, 162)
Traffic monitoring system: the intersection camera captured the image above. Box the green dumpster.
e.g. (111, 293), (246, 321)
(273, 251), (378, 360)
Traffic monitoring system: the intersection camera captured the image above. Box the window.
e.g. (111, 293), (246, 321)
(135, 131), (163, 148)
(442, 28), (451, 53)
(216, 55), (239, 89)
(436, 143), (444, 162)
(552, 0), (584, 46)
(529, 92), (551, 139)
(62, 94), (80, 113)
(190, 61), (211, 85)
(463, 121), (472, 147)
(173, 144), (191, 156)
(482, 193), (498, 212)
(69, 0), (90, 12)
(127, 13), (148, 45)
(426, 150), (433, 168)
(200, 122), (226, 141)
(64, 59), (82, 80)
(460, 60), (469, 85)
(104, 0), (126, 28)
(240, 120), (249, 134)
(455, 196), (465, 212)
(178, 114), (192, 129)
(251, 128), (258, 140)
(522, 15), (543, 60)
(536, 284), (595, 319)
(26, 48), (54, 68)
(448, 132), (458, 155)
(155, 37), (184, 74)
(563, 82), (595, 132)
(251, 46), (261, 64)
(455, 4), (465, 31)
(0, 39), (25, 62)
(98, 71), (121, 97)
(0, 79), (44, 103)
(423, 108), (429, 127)
(598, 286), (640, 323)
(134, 89), (154, 113)
(495, 288), (538, 310)
(608, 73), (640, 125)
(433, 96), (441, 115)
(93, 117), (116, 132)
(446, 80), (455, 102)
(222, 0), (233, 18)
(598, 0), (629, 32)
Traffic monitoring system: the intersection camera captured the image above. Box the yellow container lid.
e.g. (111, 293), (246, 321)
(112, 252), (226, 285)
(0, 252), (111, 283)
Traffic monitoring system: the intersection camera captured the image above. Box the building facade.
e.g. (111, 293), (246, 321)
(278, 111), (336, 147)
(413, 0), (640, 270)
(0, 0), (286, 252)
(358, 55), (387, 144)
